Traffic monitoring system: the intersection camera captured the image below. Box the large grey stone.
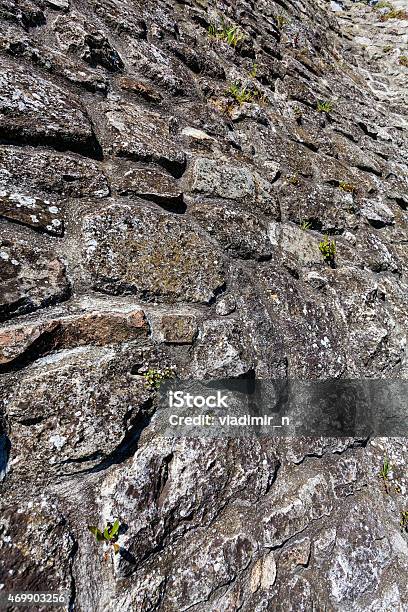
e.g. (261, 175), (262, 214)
(82, 203), (225, 304)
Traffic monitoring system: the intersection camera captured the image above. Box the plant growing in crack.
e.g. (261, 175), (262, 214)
(293, 105), (303, 122)
(143, 367), (174, 389)
(300, 220), (312, 230)
(274, 14), (289, 29)
(378, 456), (392, 490)
(88, 519), (120, 555)
(287, 174), (300, 186)
(318, 235), (336, 265)
(208, 22), (245, 48)
(339, 181), (356, 193)
(227, 82), (265, 106)
(400, 511), (408, 532)
(317, 100), (334, 113)
(375, 2), (408, 21)
(248, 62), (258, 78)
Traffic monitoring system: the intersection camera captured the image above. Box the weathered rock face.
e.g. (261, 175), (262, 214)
(0, 0), (408, 610)
(81, 203), (226, 303)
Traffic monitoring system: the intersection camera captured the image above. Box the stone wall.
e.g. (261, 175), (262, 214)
(0, 0), (407, 609)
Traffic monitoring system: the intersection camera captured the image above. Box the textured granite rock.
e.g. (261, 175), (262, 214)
(82, 203), (225, 303)
(0, 228), (70, 322)
(0, 0), (407, 609)
(0, 59), (100, 156)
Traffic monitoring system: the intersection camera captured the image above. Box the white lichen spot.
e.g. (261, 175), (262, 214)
(49, 434), (67, 450)
(10, 193), (37, 208)
(86, 239), (98, 255)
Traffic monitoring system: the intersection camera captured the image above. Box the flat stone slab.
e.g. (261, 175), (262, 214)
(0, 307), (148, 366)
(0, 229), (70, 322)
(0, 146), (108, 234)
(0, 59), (98, 156)
(112, 166), (183, 208)
(82, 203), (225, 304)
(105, 105), (185, 175)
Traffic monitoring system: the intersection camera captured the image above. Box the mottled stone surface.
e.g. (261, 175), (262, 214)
(0, 229), (70, 322)
(151, 313), (198, 345)
(191, 201), (272, 260)
(105, 105), (186, 175)
(82, 203), (225, 303)
(0, 0), (408, 609)
(0, 59), (98, 156)
(0, 306), (148, 366)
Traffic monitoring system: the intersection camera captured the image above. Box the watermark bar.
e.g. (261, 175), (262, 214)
(0, 592), (69, 607)
(156, 379), (408, 437)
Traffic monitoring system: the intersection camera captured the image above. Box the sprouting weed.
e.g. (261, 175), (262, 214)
(318, 235), (336, 264)
(339, 180), (356, 193)
(375, 2), (408, 21)
(143, 367), (174, 389)
(400, 510), (408, 532)
(379, 457), (391, 481)
(228, 83), (254, 104)
(275, 14), (289, 29)
(317, 100), (334, 113)
(227, 82), (265, 106)
(287, 174), (300, 186)
(208, 22), (245, 47)
(249, 63), (258, 78)
(88, 520), (121, 555)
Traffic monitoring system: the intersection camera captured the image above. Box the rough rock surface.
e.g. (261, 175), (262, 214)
(0, 0), (408, 610)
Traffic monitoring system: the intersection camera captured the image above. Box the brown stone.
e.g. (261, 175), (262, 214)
(117, 77), (163, 103)
(0, 308), (148, 366)
(0, 321), (58, 365)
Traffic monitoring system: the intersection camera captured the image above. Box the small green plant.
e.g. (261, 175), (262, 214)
(318, 235), (336, 264)
(275, 14), (289, 29)
(379, 457), (391, 481)
(339, 181), (356, 193)
(287, 174), (300, 186)
(375, 2), (408, 20)
(399, 55), (408, 67)
(249, 63), (258, 78)
(317, 100), (334, 113)
(375, 0), (393, 8)
(383, 45), (393, 53)
(227, 83), (265, 106)
(143, 367), (174, 389)
(383, 9), (408, 20)
(208, 23), (217, 37)
(300, 220), (312, 231)
(208, 22), (245, 47)
(400, 511), (408, 532)
(88, 519), (120, 554)
(228, 82), (254, 104)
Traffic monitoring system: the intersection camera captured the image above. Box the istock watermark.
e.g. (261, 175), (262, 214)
(169, 390), (229, 409)
(155, 379), (408, 438)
